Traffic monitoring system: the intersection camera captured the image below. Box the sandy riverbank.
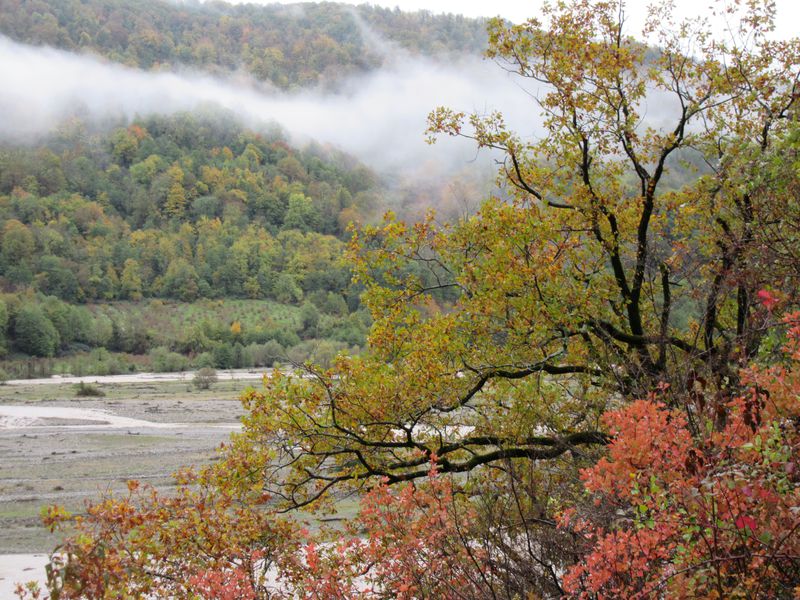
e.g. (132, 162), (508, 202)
(0, 378), (249, 594)
(0, 405), (240, 430)
(0, 554), (47, 599)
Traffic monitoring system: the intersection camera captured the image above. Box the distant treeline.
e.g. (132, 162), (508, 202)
(0, 0), (488, 88)
(0, 294), (369, 377)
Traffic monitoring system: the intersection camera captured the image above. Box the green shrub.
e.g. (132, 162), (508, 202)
(193, 367), (218, 390)
(149, 346), (188, 372)
(86, 348), (127, 375)
(193, 352), (216, 368)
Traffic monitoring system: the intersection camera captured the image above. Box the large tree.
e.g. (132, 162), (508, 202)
(243, 0), (800, 507)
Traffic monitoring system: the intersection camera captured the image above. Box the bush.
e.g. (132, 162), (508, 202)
(193, 352), (216, 369)
(149, 346), (188, 372)
(75, 381), (105, 397)
(84, 348), (126, 376)
(193, 367), (218, 390)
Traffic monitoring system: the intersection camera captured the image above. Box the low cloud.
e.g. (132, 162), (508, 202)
(0, 35), (540, 179)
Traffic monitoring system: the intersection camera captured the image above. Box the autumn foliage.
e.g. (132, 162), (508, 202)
(280, 466), (490, 599)
(560, 312), (800, 599)
(16, 0), (800, 597)
(25, 463), (486, 598)
(31, 474), (301, 599)
(23, 314), (800, 599)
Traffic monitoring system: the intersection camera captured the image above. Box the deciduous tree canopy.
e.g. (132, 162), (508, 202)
(242, 0), (800, 506)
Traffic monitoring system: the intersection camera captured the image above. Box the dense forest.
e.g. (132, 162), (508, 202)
(0, 111), (375, 299)
(0, 0), (488, 88)
(0, 111), (382, 374)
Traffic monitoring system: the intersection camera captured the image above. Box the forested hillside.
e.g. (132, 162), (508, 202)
(0, 111), (379, 374)
(0, 0), (488, 88)
(0, 111), (375, 300)
(0, 0), (489, 376)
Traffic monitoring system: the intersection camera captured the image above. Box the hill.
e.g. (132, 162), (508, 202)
(0, 110), (379, 375)
(0, 0), (489, 89)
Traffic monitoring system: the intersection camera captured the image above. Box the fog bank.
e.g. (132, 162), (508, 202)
(0, 35), (539, 177)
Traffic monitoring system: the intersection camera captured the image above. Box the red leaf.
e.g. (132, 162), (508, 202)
(757, 289), (780, 311)
(735, 515), (757, 532)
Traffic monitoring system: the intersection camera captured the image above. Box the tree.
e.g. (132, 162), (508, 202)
(0, 298), (8, 356)
(299, 301), (320, 337)
(1, 219), (35, 276)
(35, 255), (81, 302)
(232, 0), (800, 508)
(161, 258), (200, 301)
(130, 154), (164, 186)
(225, 0), (797, 592)
(164, 171), (188, 219)
(1, 219), (34, 259)
(282, 192), (319, 232)
(110, 127), (139, 166)
(165, 182), (187, 219)
(14, 304), (59, 357)
(119, 258), (144, 300)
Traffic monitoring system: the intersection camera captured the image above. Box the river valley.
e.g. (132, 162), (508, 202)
(0, 371), (264, 596)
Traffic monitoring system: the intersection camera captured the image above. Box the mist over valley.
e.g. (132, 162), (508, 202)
(3, 1), (798, 597)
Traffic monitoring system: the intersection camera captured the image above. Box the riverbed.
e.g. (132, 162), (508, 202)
(0, 372), (260, 596)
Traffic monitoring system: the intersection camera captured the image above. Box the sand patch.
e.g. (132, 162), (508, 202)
(4, 368), (271, 387)
(0, 553), (48, 598)
(0, 406), (240, 430)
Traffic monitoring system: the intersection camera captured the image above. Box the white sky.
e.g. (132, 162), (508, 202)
(220, 0), (800, 39)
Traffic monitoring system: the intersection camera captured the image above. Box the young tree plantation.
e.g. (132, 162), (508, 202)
(10, 0), (800, 598)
